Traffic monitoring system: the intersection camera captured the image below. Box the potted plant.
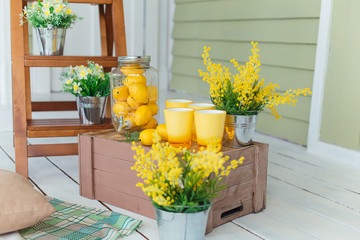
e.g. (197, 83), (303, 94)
(60, 61), (110, 125)
(199, 42), (312, 147)
(20, 0), (82, 55)
(131, 133), (244, 240)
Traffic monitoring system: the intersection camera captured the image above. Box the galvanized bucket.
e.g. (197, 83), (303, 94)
(35, 28), (66, 56)
(222, 114), (258, 148)
(155, 207), (211, 240)
(76, 96), (108, 125)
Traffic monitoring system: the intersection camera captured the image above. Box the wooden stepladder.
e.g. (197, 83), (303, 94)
(10, 0), (127, 178)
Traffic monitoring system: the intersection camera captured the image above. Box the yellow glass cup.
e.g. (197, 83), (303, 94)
(164, 108), (194, 149)
(165, 99), (193, 108)
(188, 103), (215, 141)
(194, 110), (226, 149)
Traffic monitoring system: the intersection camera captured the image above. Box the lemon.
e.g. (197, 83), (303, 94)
(148, 102), (158, 116)
(127, 96), (141, 109)
(120, 66), (146, 75)
(156, 124), (168, 141)
(147, 85), (158, 103)
(139, 129), (156, 146)
(135, 105), (152, 126)
(142, 117), (158, 129)
(113, 102), (130, 116)
(124, 75), (147, 86)
(112, 86), (129, 102)
(128, 83), (148, 104)
(124, 113), (137, 127)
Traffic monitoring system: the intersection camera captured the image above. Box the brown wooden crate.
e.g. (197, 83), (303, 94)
(79, 130), (268, 233)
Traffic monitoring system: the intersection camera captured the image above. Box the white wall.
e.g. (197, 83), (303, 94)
(0, 0), (171, 105)
(0, 0), (12, 106)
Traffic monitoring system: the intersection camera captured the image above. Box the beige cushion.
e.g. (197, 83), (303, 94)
(0, 169), (55, 234)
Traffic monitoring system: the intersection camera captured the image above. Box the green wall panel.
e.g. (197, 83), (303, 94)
(175, 0), (320, 21)
(171, 0), (320, 145)
(320, 0), (360, 151)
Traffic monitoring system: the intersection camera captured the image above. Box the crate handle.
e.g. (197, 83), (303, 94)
(220, 202), (244, 219)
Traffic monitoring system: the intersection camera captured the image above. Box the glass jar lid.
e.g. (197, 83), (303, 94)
(117, 56), (151, 64)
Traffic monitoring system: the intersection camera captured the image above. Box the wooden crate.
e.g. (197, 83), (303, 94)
(79, 129), (268, 232)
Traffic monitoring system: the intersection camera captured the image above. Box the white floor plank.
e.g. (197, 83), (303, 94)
(268, 161), (360, 211)
(268, 177), (360, 232)
(265, 193), (360, 239)
(205, 222), (262, 240)
(234, 212), (320, 240)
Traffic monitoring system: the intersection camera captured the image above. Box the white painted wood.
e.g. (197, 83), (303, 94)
(307, 0), (360, 165)
(205, 223), (261, 240)
(265, 194), (360, 239)
(234, 211), (320, 240)
(268, 178), (360, 232)
(0, 0), (12, 106)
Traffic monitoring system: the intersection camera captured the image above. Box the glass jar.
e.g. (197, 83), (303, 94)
(110, 56), (159, 133)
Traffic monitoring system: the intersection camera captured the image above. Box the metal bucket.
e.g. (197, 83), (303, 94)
(76, 96), (108, 125)
(155, 207), (211, 240)
(35, 28), (66, 56)
(222, 114), (257, 148)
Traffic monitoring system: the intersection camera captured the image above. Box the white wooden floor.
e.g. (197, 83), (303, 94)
(0, 92), (360, 240)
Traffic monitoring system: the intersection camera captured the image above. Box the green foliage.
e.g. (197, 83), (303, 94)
(211, 79), (265, 115)
(119, 131), (140, 143)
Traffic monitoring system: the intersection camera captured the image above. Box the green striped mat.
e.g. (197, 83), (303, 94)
(20, 197), (142, 240)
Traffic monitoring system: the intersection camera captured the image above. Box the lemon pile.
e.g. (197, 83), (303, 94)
(112, 65), (159, 130)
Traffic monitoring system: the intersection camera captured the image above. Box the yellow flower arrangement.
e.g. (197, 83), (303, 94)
(199, 42), (312, 119)
(131, 133), (244, 213)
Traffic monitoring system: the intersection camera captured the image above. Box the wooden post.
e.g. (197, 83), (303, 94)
(79, 135), (95, 198)
(112, 0), (127, 56)
(11, 0), (29, 178)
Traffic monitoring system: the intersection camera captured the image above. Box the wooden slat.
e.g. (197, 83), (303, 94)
(31, 101), (77, 111)
(28, 143), (78, 157)
(174, 0), (321, 22)
(171, 57), (314, 90)
(11, 0), (29, 178)
(94, 185), (156, 219)
(253, 144), (268, 212)
(256, 112), (309, 145)
(105, 5), (114, 56)
(25, 0), (113, 3)
(24, 56), (118, 67)
(99, 5), (108, 57)
(27, 118), (113, 138)
(173, 20), (319, 44)
(172, 40), (317, 70)
(79, 134), (95, 199)
(112, 0), (127, 56)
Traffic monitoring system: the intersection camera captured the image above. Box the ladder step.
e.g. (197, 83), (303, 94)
(28, 143), (78, 157)
(27, 118), (113, 138)
(25, 56), (118, 68)
(32, 101), (77, 112)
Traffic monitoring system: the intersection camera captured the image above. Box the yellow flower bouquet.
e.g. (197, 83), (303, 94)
(131, 133), (244, 213)
(199, 42), (312, 119)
